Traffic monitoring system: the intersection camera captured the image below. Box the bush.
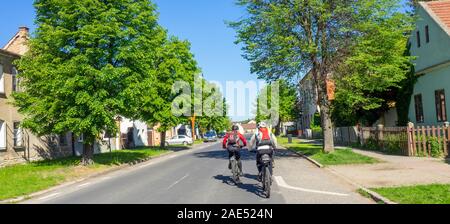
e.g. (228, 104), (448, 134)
(363, 137), (378, 151)
(416, 135), (444, 158)
(427, 137), (443, 158)
(384, 135), (403, 155)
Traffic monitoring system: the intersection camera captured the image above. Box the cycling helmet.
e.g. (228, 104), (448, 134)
(258, 122), (267, 128)
(232, 125), (239, 131)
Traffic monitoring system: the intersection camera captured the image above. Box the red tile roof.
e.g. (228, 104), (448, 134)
(425, 0), (450, 31)
(241, 123), (257, 130)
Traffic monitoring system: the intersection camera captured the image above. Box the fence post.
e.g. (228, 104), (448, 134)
(377, 124), (384, 150)
(407, 122), (415, 156)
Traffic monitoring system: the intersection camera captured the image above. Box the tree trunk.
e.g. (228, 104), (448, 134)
(275, 120), (281, 136)
(160, 131), (167, 148)
(82, 141), (94, 166)
(320, 103), (335, 153)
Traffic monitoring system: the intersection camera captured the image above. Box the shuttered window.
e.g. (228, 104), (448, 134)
(0, 120), (6, 150)
(414, 94), (424, 123)
(0, 64), (4, 94)
(417, 31), (421, 48)
(435, 90), (447, 122)
(13, 122), (23, 147)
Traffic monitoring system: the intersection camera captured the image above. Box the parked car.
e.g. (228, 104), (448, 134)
(218, 132), (226, 138)
(203, 131), (218, 142)
(165, 135), (193, 146)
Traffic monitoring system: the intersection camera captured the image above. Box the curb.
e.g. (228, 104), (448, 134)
(0, 149), (181, 204)
(281, 146), (324, 168)
(281, 143), (396, 204)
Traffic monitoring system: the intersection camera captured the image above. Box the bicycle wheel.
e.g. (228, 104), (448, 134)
(231, 157), (239, 183)
(264, 166), (271, 198)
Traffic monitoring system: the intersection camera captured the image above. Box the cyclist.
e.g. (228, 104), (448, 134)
(249, 122), (277, 182)
(223, 124), (247, 177)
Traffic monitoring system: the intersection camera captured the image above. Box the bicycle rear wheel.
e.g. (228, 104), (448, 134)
(264, 166), (271, 198)
(231, 158), (239, 183)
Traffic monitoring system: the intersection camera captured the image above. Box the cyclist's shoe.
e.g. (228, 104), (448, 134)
(228, 161), (232, 170)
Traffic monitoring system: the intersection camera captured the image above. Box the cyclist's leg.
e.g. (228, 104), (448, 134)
(236, 149), (243, 176)
(227, 148), (233, 169)
(256, 151), (263, 181)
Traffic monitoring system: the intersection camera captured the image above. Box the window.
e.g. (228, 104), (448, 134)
(417, 31), (421, 48)
(414, 94), (424, 123)
(435, 89), (447, 122)
(0, 64), (4, 94)
(425, 25), (430, 43)
(12, 67), (19, 92)
(78, 134), (84, 143)
(0, 120), (6, 150)
(59, 134), (67, 146)
(103, 131), (113, 140)
(13, 122), (23, 148)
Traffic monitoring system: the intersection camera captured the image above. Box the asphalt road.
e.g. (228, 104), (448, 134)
(23, 142), (372, 204)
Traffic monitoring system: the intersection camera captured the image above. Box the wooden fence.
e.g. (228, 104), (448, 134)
(334, 123), (450, 157)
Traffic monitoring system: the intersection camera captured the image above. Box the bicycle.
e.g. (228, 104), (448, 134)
(229, 152), (242, 184)
(260, 152), (273, 198)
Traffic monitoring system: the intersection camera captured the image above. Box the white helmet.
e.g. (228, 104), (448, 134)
(258, 122), (267, 128)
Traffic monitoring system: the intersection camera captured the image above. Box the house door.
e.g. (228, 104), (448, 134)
(127, 128), (135, 149)
(147, 129), (153, 146)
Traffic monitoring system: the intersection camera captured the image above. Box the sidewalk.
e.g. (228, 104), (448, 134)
(273, 149), (374, 204)
(331, 147), (450, 188)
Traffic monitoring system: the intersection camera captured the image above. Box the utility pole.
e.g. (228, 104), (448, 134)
(191, 114), (196, 140)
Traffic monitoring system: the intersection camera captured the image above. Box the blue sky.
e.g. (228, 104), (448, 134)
(0, 0), (410, 122)
(0, 0), (260, 121)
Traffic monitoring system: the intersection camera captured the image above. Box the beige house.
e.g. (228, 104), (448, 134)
(1, 27), (73, 166)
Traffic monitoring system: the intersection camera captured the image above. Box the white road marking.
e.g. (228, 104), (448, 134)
(167, 174), (190, 190)
(37, 193), (60, 201)
(274, 176), (349, 197)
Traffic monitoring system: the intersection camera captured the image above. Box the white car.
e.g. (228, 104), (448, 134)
(165, 135), (193, 146)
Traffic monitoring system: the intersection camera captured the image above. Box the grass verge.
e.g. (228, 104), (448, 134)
(0, 147), (169, 201)
(371, 184), (450, 204)
(279, 138), (379, 166)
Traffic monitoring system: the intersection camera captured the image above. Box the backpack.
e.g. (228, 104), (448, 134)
(257, 128), (273, 147)
(227, 131), (241, 146)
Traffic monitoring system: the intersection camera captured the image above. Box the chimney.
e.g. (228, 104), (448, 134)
(3, 26), (30, 56)
(19, 27), (30, 37)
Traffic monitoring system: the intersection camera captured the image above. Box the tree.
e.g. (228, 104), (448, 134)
(332, 6), (414, 126)
(196, 80), (231, 134)
(13, 0), (166, 165)
(136, 37), (200, 147)
(256, 80), (299, 136)
(230, 0), (410, 152)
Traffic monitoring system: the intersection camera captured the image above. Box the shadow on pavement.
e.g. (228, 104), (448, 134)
(194, 149), (257, 161)
(213, 174), (265, 198)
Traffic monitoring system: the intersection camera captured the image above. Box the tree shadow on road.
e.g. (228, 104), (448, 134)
(194, 149), (256, 161)
(213, 174), (266, 198)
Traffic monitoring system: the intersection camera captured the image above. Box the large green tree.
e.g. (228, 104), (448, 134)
(332, 6), (414, 126)
(231, 0), (411, 152)
(13, 0), (165, 165)
(136, 37), (200, 147)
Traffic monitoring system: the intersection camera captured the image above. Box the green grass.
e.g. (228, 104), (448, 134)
(372, 184), (450, 204)
(280, 138), (379, 166)
(194, 139), (204, 145)
(0, 148), (169, 201)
